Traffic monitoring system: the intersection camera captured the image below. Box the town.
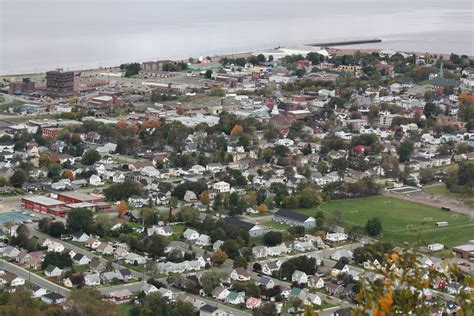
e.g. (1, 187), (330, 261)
(0, 45), (473, 315)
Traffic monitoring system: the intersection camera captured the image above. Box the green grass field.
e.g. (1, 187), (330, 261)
(423, 184), (474, 208)
(261, 220), (290, 230)
(294, 196), (473, 247)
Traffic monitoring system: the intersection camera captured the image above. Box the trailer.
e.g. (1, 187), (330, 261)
(436, 221), (448, 227)
(441, 206), (451, 211)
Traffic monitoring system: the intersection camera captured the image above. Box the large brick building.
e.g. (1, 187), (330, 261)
(46, 70), (75, 98)
(21, 196), (65, 213)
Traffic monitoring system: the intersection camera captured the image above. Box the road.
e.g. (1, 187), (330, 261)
(0, 259), (70, 296)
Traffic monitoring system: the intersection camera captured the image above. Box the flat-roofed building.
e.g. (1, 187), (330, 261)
(452, 241), (474, 260)
(21, 196), (65, 213)
(46, 69), (75, 98)
(56, 192), (101, 204)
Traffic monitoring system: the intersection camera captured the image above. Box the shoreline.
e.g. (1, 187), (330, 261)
(1, 45), (471, 79)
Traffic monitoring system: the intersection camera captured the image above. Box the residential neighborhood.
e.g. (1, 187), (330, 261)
(0, 45), (473, 316)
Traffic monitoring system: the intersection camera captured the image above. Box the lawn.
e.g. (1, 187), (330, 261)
(73, 265), (89, 273)
(117, 302), (133, 316)
(261, 220), (290, 230)
(294, 196), (473, 247)
(423, 184), (474, 208)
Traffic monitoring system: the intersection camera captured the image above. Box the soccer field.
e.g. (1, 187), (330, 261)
(295, 196), (474, 247)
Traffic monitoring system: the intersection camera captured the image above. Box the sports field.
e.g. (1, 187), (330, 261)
(295, 196), (474, 247)
(0, 212), (33, 225)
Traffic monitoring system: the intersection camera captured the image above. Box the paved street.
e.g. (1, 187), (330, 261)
(0, 259), (70, 296)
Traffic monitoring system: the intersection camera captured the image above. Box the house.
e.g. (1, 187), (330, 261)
(224, 217), (266, 237)
(246, 296), (262, 309)
(147, 225), (173, 237)
(184, 190), (198, 202)
(308, 276), (325, 289)
(256, 276), (275, 289)
(226, 291), (245, 305)
(196, 234), (212, 246)
(124, 252), (146, 265)
(273, 209), (316, 229)
(3, 246), (20, 258)
(325, 283), (344, 296)
(89, 174), (103, 186)
(41, 292), (66, 305)
(252, 245), (268, 259)
(89, 258), (107, 273)
(331, 260), (349, 277)
(446, 282), (463, 295)
(293, 241), (314, 252)
(183, 228), (200, 241)
(71, 232), (89, 242)
(289, 287), (306, 301)
(141, 166), (160, 178)
(331, 249), (353, 261)
(200, 304), (232, 316)
(84, 273), (101, 287)
(212, 181), (231, 193)
(213, 286), (230, 301)
(27, 284), (47, 298)
(325, 233), (348, 245)
(27, 253), (44, 270)
(96, 242), (114, 255)
(262, 261), (281, 276)
(230, 267), (251, 282)
(292, 270), (308, 284)
(109, 288), (133, 304)
(72, 253), (91, 265)
(213, 240), (224, 251)
(3, 273), (25, 287)
(85, 237), (101, 249)
(141, 283), (159, 296)
(156, 287), (174, 301)
(267, 243), (290, 256)
(44, 265), (63, 278)
(304, 293), (322, 306)
(101, 271), (122, 284)
(45, 240), (65, 253)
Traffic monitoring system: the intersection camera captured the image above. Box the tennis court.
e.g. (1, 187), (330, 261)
(0, 212), (33, 225)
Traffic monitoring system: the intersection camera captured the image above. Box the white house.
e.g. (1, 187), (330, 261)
(226, 291), (245, 305)
(230, 268), (251, 282)
(141, 166), (160, 177)
(89, 174), (103, 186)
(183, 228), (200, 241)
(125, 253), (147, 265)
(10, 276), (25, 287)
(292, 270), (308, 284)
(72, 253), (91, 265)
(148, 225), (173, 237)
(84, 273), (101, 287)
(44, 265), (63, 278)
(212, 181), (231, 193)
(196, 234), (212, 247)
(71, 232), (89, 242)
(141, 283), (159, 296)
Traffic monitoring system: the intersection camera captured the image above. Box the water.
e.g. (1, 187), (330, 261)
(1, 0), (473, 75)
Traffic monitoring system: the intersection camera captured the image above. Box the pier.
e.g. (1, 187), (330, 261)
(307, 38), (382, 47)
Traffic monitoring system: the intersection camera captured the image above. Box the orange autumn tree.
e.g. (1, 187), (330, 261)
(231, 124), (243, 136)
(256, 203), (268, 213)
(211, 250), (228, 266)
(117, 200), (128, 218)
(116, 119), (127, 129)
(64, 170), (74, 181)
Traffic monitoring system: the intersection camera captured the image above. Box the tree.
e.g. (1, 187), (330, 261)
(204, 69), (213, 79)
(365, 217), (383, 236)
(221, 240), (240, 259)
(256, 203), (268, 213)
(81, 149), (101, 165)
(66, 208), (94, 233)
(397, 140), (414, 162)
(200, 190), (210, 205)
(143, 234), (169, 258)
(419, 168), (435, 185)
(103, 180), (143, 201)
(42, 252), (73, 269)
(233, 256), (248, 269)
(263, 231), (283, 246)
(231, 124), (244, 136)
(315, 211), (325, 230)
(9, 169), (27, 188)
(64, 169), (74, 181)
(48, 221), (66, 238)
(0, 286), (43, 316)
(64, 288), (116, 316)
(288, 225), (305, 237)
(201, 269), (227, 295)
(211, 250), (228, 266)
(117, 200), (128, 218)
